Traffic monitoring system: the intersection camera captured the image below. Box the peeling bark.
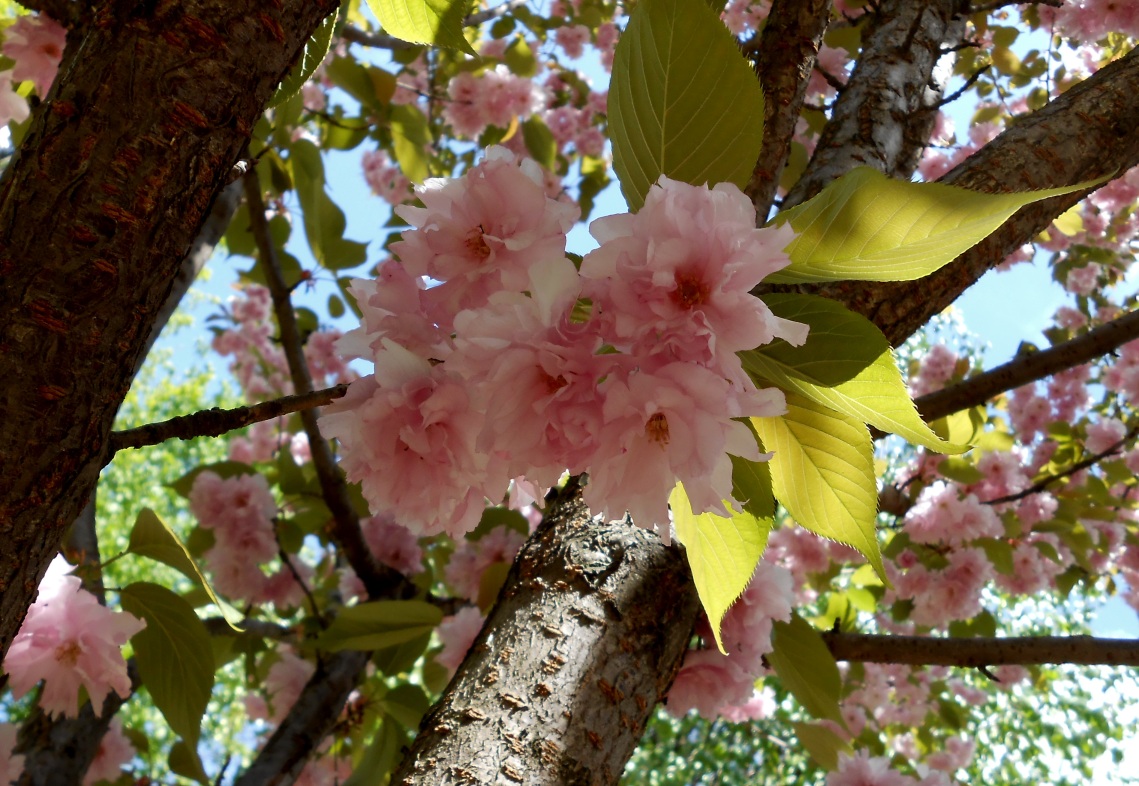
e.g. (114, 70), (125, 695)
(391, 486), (701, 786)
(0, 0), (339, 659)
(782, 0), (968, 208)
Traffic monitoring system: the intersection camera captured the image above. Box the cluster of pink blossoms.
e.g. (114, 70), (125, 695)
(321, 146), (806, 539)
(0, 13), (66, 126)
(443, 66), (544, 139)
(3, 556), (145, 719)
(667, 562), (793, 719)
(188, 471), (311, 606)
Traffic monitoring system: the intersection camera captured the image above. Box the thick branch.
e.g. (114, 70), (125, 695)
(107, 384), (348, 457)
(744, 0), (832, 219)
(782, 0), (968, 208)
(0, 0), (340, 662)
(763, 45), (1139, 347)
(14, 0), (81, 28)
(824, 631), (1139, 668)
(233, 650), (371, 786)
(391, 486), (701, 786)
(915, 308), (1139, 423)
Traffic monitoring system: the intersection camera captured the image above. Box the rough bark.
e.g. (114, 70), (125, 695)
(744, 0), (832, 219)
(764, 44), (1139, 346)
(0, 0), (339, 660)
(782, 0), (968, 208)
(391, 485), (701, 786)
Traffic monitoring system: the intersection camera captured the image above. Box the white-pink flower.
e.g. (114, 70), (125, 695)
(0, 723), (24, 785)
(83, 718), (136, 786)
(1, 14), (66, 95)
(436, 607), (485, 672)
(4, 557), (146, 718)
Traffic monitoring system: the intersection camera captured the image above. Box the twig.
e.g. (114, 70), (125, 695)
(914, 308), (1139, 424)
(242, 168), (412, 601)
(983, 426), (1139, 506)
(106, 384), (348, 458)
(824, 630), (1139, 667)
(968, 0), (1063, 14)
(939, 64), (992, 107)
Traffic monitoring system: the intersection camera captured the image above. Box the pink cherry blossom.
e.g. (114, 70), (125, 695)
(362, 149), (411, 206)
(1086, 416), (1127, 454)
(555, 24), (590, 59)
(437, 607), (485, 672)
(1, 14), (67, 95)
(361, 512), (425, 576)
(4, 557), (146, 718)
(904, 483), (1003, 545)
(445, 525), (526, 602)
(319, 342), (498, 538)
(264, 649), (316, 725)
(1065, 262), (1102, 295)
(828, 750), (918, 786)
(666, 648), (756, 718)
(83, 717), (136, 786)
(0, 71), (30, 126)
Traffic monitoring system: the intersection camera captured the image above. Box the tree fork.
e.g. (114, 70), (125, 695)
(391, 485), (702, 786)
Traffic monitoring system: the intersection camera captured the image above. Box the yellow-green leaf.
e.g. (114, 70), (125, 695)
(121, 583), (215, 745)
(367, 0), (475, 54)
(269, 10), (337, 108)
(770, 167), (1102, 283)
(743, 346), (966, 454)
(752, 393), (885, 580)
(670, 482), (773, 654)
(608, 0), (764, 210)
(126, 509), (243, 630)
(769, 613), (846, 727)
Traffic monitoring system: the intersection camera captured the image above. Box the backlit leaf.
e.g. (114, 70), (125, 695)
(609, 0), (763, 210)
(769, 612), (845, 727)
(367, 0), (475, 54)
(316, 600), (443, 652)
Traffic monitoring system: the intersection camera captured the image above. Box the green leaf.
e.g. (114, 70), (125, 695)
(316, 600), (443, 652)
(742, 346), (965, 454)
(757, 294), (890, 386)
(608, 0), (764, 210)
(367, 0), (476, 54)
(269, 10), (337, 108)
(769, 167), (1103, 283)
(792, 720), (852, 770)
(290, 138), (369, 270)
(390, 104), (432, 184)
(121, 583), (215, 745)
(126, 509), (243, 630)
(522, 117), (558, 171)
(670, 482), (773, 654)
(751, 393), (885, 580)
(342, 720), (405, 786)
(168, 738), (209, 785)
(769, 613), (846, 727)
(381, 683), (431, 729)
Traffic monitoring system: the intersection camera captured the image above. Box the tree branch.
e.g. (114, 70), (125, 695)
(242, 169), (411, 603)
(233, 650), (371, 786)
(782, 0), (968, 208)
(914, 308), (1139, 423)
(14, 0), (81, 28)
(824, 631), (1139, 667)
(106, 385), (348, 458)
(743, 0), (833, 220)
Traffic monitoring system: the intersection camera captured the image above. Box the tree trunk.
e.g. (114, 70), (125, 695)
(0, 0), (338, 659)
(390, 485), (701, 786)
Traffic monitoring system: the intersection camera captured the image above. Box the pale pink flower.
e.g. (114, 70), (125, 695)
(83, 718), (136, 785)
(904, 483), (1002, 545)
(1086, 416), (1127, 454)
(337, 263), (451, 362)
(0, 72), (30, 126)
(926, 735), (976, 773)
(445, 526), (526, 601)
(437, 607), (485, 672)
(319, 343), (497, 538)
(1055, 305), (1088, 330)
(719, 687), (777, 723)
(4, 557), (146, 718)
(908, 547), (993, 628)
(580, 176), (807, 383)
(910, 344), (958, 397)
(393, 146), (579, 317)
(264, 649), (316, 725)
(1, 14), (66, 95)
(828, 750), (917, 786)
(301, 82), (326, 112)
(584, 361), (784, 533)
(596, 23), (619, 70)
(666, 648), (756, 718)
(1065, 262), (1101, 295)
(555, 24), (590, 58)
(362, 149), (411, 206)
(0, 723), (24, 785)
(361, 513), (425, 576)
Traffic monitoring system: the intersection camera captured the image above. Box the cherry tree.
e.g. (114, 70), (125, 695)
(3, 0), (1139, 784)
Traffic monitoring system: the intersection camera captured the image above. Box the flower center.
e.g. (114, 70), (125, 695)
(541, 369), (569, 394)
(465, 225), (491, 261)
(54, 640), (82, 666)
(645, 412), (670, 445)
(672, 270), (709, 309)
